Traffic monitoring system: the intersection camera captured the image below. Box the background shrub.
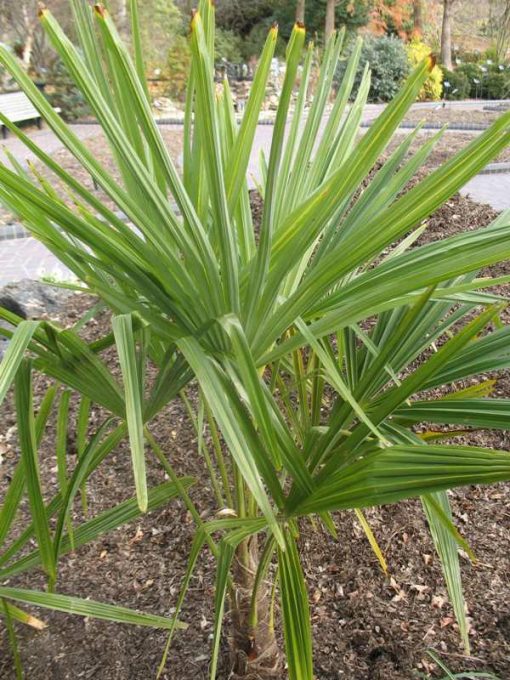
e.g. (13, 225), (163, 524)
(407, 39), (443, 101)
(336, 35), (410, 102)
(240, 19), (287, 61)
(484, 46), (500, 63)
(44, 58), (89, 122)
(215, 28), (244, 64)
(452, 48), (483, 64)
(485, 71), (510, 99)
(166, 35), (192, 102)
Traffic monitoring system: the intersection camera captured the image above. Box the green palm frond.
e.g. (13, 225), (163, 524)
(1, 2), (510, 677)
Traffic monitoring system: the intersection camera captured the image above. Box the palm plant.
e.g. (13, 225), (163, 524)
(2, 1), (510, 677)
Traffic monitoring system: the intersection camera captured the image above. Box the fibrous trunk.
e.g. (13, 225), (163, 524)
(230, 537), (280, 678)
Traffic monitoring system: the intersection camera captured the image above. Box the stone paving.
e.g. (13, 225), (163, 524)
(461, 173), (510, 211)
(1, 123), (99, 168)
(0, 237), (71, 286)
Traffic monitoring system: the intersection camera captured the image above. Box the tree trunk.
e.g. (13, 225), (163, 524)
(22, 28), (34, 69)
(296, 0), (306, 25)
(230, 537), (281, 677)
(496, 1), (510, 61)
(413, 0), (424, 38)
(20, 4), (34, 70)
(325, 0), (336, 43)
(440, 0), (454, 70)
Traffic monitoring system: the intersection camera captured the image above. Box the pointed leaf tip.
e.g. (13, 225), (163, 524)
(428, 54), (437, 71)
(296, 21), (305, 30)
(37, 3), (47, 18)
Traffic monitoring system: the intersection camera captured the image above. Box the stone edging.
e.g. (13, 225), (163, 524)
(0, 223), (30, 241)
(479, 162), (510, 175)
(77, 116), (278, 126)
(361, 121), (490, 131)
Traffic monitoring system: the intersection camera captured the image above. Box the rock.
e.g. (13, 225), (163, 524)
(152, 97), (184, 119)
(0, 295), (27, 319)
(0, 280), (74, 359)
(0, 279), (73, 319)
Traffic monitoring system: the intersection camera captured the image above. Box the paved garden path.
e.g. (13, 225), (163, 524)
(0, 123), (100, 284)
(461, 173), (510, 211)
(1, 123), (100, 169)
(0, 238), (70, 285)
(0, 106), (509, 286)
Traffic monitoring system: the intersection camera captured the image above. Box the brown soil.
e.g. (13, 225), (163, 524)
(1, 140), (510, 680)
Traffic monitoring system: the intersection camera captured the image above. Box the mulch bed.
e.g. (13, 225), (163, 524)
(1, 141), (510, 680)
(402, 107), (501, 127)
(386, 129), (510, 165)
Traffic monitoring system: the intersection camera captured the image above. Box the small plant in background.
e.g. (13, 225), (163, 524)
(450, 60), (510, 100)
(240, 19), (287, 62)
(457, 61), (484, 95)
(418, 650), (500, 680)
(2, 1), (510, 678)
(442, 67), (470, 100)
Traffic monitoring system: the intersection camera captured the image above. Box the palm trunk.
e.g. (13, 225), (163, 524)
(325, 0), (336, 43)
(440, 0), (454, 70)
(230, 537), (281, 677)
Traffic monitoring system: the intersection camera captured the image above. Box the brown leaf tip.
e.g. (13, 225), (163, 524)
(427, 53), (437, 71)
(272, 21), (279, 30)
(190, 8), (199, 31)
(94, 3), (107, 18)
(37, 3), (47, 18)
(296, 21), (305, 30)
